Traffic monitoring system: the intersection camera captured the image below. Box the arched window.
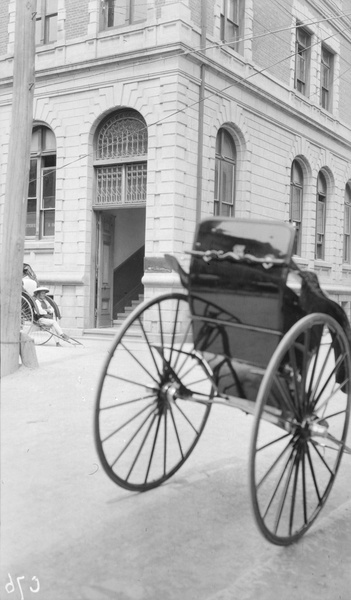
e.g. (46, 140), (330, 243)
(26, 125), (56, 238)
(94, 110), (148, 207)
(289, 160), (303, 255)
(344, 182), (351, 263)
(214, 128), (236, 217)
(316, 172), (327, 260)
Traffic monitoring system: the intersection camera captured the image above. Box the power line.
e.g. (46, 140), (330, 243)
(33, 9), (351, 92)
(28, 10), (351, 184)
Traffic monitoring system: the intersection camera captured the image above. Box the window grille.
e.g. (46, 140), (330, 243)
(97, 112), (147, 160)
(94, 111), (148, 207)
(95, 164), (147, 206)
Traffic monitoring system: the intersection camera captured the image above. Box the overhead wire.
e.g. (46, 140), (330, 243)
(27, 5), (351, 184)
(33, 9), (351, 91)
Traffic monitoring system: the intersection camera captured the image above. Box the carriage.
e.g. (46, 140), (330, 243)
(94, 217), (351, 545)
(21, 263), (81, 345)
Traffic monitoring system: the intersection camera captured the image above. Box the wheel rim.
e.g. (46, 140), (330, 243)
(21, 296), (34, 333)
(95, 293), (213, 491)
(30, 325), (53, 345)
(250, 313), (351, 545)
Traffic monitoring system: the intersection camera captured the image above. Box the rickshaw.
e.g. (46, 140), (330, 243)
(21, 263), (81, 346)
(94, 218), (351, 545)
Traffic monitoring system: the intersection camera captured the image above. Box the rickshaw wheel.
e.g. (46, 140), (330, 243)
(250, 313), (351, 545)
(30, 325), (54, 346)
(95, 292), (213, 491)
(21, 295), (34, 332)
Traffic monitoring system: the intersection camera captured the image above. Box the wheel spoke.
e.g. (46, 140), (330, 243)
(143, 413), (163, 484)
(305, 442), (321, 503)
(289, 448), (301, 535)
(273, 374), (298, 418)
(168, 402), (185, 460)
(310, 352), (347, 411)
(137, 317), (163, 380)
(257, 436), (294, 490)
(250, 313), (351, 545)
(106, 371), (158, 393)
(125, 414), (158, 481)
(172, 401), (201, 435)
(309, 340), (334, 407)
(102, 401), (157, 443)
(110, 408), (157, 468)
(120, 340), (161, 386)
(100, 393), (157, 411)
(300, 329), (311, 412)
(261, 444), (295, 520)
(273, 446), (297, 535)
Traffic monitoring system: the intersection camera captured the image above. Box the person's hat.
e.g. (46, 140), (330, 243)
(33, 286), (50, 294)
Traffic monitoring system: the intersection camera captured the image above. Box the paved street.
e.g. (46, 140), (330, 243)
(1, 338), (351, 600)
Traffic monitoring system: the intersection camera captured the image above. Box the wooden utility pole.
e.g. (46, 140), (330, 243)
(1, 0), (37, 376)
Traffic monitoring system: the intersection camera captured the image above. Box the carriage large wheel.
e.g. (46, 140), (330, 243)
(95, 292), (213, 491)
(250, 313), (351, 545)
(21, 295), (34, 333)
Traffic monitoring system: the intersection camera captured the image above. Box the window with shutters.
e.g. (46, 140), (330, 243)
(214, 129), (236, 217)
(35, 0), (58, 45)
(101, 0), (147, 29)
(289, 161), (303, 255)
(26, 126), (56, 239)
(295, 26), (311, 96)
(315, 172), (327, 260)
(344, 183), (351, 263)
(220, 0), (244, 53)
(320, 46), (333, 111)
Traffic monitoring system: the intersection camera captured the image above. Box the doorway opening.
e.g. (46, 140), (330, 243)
(95, 207), (145, 327)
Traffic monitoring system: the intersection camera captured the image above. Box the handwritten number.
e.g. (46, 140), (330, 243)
(5, 573), (15, 593)
(5, 574), (40, 598)
(30, 577), (40, 593)
(16, 577), (25, 600)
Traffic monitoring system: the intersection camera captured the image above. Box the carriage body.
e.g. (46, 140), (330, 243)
(187, 218), (302, 368)
(94, 217), (351, 546)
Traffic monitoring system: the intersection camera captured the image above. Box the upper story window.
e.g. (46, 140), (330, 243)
(214, 128), (236, 217)
(35, 0), (58, 45)
(94, 110), (148, 207)
(315, 172), (327, 260)
(102, 0), (147, 29)
(289, 160), (303, 255)
(26, 126), (56, 239)
(295, 26), (311, 96)
(320, 46), (333, 111)
(220, 0), (243, 53)
(344, 183), (351, 263)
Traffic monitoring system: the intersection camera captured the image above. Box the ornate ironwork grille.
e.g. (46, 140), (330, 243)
(94, 111), (147, 207)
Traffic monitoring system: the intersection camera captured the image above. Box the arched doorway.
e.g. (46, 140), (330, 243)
(93, 109), (147, 327)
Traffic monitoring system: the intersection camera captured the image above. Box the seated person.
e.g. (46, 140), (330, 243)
(33, 287), (69, 341)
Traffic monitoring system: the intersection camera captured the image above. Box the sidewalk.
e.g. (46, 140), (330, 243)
(1, 337), (351, 600)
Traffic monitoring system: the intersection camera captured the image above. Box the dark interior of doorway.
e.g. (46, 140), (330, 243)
(113, 245), (144, 318)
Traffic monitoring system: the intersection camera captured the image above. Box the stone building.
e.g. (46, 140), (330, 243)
(1, 0), (351, 332)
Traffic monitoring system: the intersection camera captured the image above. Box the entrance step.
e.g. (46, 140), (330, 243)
(82, 295), (144, 340)
(114, 294), (144, 324)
